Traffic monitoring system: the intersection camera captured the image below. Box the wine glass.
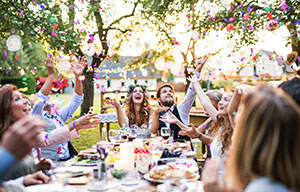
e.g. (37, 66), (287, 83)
(161, 127), (171, 144)
(149, 142), (164, 170)
(128, 125), (137, 142)
(108, 130), (120, 144)
(120, 129), (129, 141)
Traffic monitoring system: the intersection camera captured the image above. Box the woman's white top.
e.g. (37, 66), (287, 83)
(210, 130), (226, 181)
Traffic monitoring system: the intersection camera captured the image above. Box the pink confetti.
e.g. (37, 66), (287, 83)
(4, 51), (7, 56)
(14, 54), (18, 60)
(249, 25), (254, 30)
(69, 5), (74, 9)
(51, 23), (58, 36)
(182, 99), (187, 104)
(19, 10), (24, 16)
(11, 30), (15, 33)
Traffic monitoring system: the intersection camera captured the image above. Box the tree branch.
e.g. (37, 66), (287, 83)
(106, 1), (138, 30)
(107, 27), (132, 34)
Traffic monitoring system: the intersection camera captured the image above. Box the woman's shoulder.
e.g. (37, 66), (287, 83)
(245, 177), (292, 192)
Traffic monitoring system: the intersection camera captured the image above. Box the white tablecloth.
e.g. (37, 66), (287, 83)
(99, 113), (118, 123)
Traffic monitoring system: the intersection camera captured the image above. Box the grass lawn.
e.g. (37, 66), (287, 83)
(42, 92), (205, 158)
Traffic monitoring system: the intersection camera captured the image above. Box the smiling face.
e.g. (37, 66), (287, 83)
(217, 93), (232, 116)
(131, 87), (144, 104)
(11, 90), (30, 121)
(158, 87), (174, 107)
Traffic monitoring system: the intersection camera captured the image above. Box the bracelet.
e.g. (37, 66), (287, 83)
(198, 133), (203, 139)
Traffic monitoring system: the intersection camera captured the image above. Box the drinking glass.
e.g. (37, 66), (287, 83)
(120, 129), (129, 141)
(50, 166), (72, 192)
(108, 130), (120, 144)
(149, 142), (164, 170)
(161, 127), (171, 144)
(128, 126), (138, 142)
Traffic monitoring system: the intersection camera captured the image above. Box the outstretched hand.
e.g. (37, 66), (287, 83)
(160, 111), (178, 124)
(75, 113), (101, 130)
(45, 54), (56, 75)
(71, 56), (87, 77)
(106, 98), (120, 107)
(178, 123), (200, 139)
(187, 75), (201, 83)
(195, 55), (208, 73)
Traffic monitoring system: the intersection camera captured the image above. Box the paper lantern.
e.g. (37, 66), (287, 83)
(57, 60), (71, 73)
(154, 59), (166, 71)
(6, 35), (22, 52)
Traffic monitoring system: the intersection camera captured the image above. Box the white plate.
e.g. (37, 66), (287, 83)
(175, 143), (188, 148)
(26, 184), (59, 192)
(69, 167), (93, 177)
(143, 172), (199, 183)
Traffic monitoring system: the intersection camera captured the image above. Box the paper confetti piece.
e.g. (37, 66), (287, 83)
(6, 69), (11, 74)
(4, 51), (7, 56)
(266, 12), (273, 20)
(51, 23), (58, 36)
(14, 54), (18, 60)
(19, 10), (24, 16)
(40, 4), (45, 9)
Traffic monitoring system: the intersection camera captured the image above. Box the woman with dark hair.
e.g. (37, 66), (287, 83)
(111, 85), (153, 139)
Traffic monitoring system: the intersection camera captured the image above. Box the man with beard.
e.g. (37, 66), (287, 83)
(150, 56), (208, 141)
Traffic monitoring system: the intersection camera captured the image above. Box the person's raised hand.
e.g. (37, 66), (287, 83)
(36, 158), (54, 171)
(45, 54), (56, 76)
(178, 123), (200, 139)
(195, 55), (208, 73)
(23, 171), (50, 186)
(71, 56), (87, 77)
(187, 75), (201, 84)
(234, 84), (252, 95)
(154, 106), (170, 115)
(201, 158), (222, 192)
(107, 98), (120, 108)
(75, 113), (101, 130)
(159, 111), (179, 124)
(0, 116), (45, 160)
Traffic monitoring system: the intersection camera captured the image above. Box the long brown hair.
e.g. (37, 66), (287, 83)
(210, 115), (233, 154)
(0, 85), (18, 140)
(125, 85), (150, 127)
(228, 85), (300, 190)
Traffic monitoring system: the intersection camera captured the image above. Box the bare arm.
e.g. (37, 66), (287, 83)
(40, 54), (55, 96)
(227, 85), (252, 128)
(150, 106), (170, 134)
(109, 99), (128, 127)
(197, 118), (212, 133)
(188, 75), (218, 120)
(71, 56), (87, 96)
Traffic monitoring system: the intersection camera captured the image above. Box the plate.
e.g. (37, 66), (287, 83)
(175, 143), (188, 148)
(143, 172), (199, 183)
(71, 158), (97, 167)
(143, 165), (199, 183)
(68, 176), (89, 185)
(70, 167), (93, 177)
(26, 184), (58, 192)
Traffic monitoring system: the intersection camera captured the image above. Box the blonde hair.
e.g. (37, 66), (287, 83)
(227, 85), (300, 190)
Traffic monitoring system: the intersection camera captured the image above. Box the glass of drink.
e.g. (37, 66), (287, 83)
(50, 166), (72, 192)
(161, 127), (171, 144)
(120, 129), (129, 141)
(149, 142), (164, 170)
(108, 130), (120, 144)
(128, 125), (138, 142)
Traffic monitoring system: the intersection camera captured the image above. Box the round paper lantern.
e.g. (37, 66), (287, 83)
(154, 59), (166, 71)
(170, 63), (182, 75)
(164, 61), (174, 70)
(57, 60), (71, 73)
(83, 43), (96, 56)
(6, 35), (22, 51)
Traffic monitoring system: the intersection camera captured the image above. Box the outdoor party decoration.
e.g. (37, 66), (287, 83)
(6, 35), (22, 51)
(154, 59), (166, 71)
(83, 43), (96, 56)
(57, 60), (71, 73)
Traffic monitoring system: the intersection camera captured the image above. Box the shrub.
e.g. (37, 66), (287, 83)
(0, 76), (37, 94)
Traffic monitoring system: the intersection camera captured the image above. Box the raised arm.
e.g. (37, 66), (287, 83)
(71, 56), (87, 96)
(109, 99), (128, 127)
(150, 106), (170, 134)
(40, 54), (56, 96)
(227, 84), (252, 128)
(188, 75), (218, 120)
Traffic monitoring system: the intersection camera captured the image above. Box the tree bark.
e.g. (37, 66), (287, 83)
(81, 72), (94, 115)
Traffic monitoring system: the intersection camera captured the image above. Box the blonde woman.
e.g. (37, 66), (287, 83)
(203, 86), (300, 191)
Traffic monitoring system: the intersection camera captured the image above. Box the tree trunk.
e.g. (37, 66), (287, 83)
(81, 72), (94, 115)
(286, 22), (300, 75)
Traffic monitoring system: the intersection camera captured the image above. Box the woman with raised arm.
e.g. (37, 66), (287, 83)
(202, 86), (300, 192)
(0, 55), (100, 181)
(110, 85), (153, 139)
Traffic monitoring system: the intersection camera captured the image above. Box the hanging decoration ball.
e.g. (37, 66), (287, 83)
(83, 43), (96, 56)
(6, 35), (22, 52)
(154, 59), (166, 71)
(266, 21), (279, 31)
(57, 60), (71, 73)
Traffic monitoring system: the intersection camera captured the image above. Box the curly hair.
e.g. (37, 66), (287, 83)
(0, 85), (17, 140)
(210, 115), (233, 154)
(125, 85), (151, 127)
